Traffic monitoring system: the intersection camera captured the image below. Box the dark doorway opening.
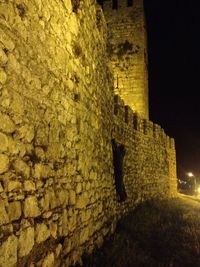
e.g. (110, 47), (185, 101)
(127, 0), (133, 7)
(112, 0), (118, 10)
(112, 139), (127, 202)
(97, 0), (104, 7)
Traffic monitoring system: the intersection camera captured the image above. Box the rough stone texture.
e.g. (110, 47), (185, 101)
(0, 182), (3, 192)
(0, 201), (9, 225)
(0, 68), (7, 84)
(8, 201), (21, 221)
(80, 227), (90, 245)
(104, 0), (149, 118)
(113, 95), (177, 210)
(69, 190), (76, 205)
(76, 193), (90, 209)
(18, 227), (34, 257)
(7, 180), (22, 192)
(0, 113), (15, 133)
(24, 196), (41, 218)
(24, 180), (36, 191)
(0, 235), (18, 267)
(0, 132), (9, 152)
(0, 154), (9, 174)
(35, 223), (50, 243)
(0, 0), (177, 266)
(42, 252), (55, 267)
(13, 159), (30, 178)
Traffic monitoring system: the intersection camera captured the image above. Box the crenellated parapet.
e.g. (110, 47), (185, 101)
(113, 94), (175, 150)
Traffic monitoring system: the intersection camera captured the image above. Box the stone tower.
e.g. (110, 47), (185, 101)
(103, 0), (149, 119)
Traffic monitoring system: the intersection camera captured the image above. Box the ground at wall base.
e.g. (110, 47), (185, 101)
(72, 196), (200, 267)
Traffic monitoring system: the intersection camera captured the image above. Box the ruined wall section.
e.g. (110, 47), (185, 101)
(0, 1), (115, 266)
(104, 0), (149, 119)
(112, 95), (177, 218)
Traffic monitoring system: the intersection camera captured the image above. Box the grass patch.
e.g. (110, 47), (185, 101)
(74, 198), (200, 267)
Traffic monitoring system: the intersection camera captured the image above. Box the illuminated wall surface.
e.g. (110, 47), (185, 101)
(0, 0), (177, 266)
(104, 0), (149, 119)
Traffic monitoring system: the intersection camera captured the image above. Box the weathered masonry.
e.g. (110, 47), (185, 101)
(0, 0), (177, 266)
(104, 0), (149, 119)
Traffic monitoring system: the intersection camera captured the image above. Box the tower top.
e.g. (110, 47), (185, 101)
(103, 0), (149, 119)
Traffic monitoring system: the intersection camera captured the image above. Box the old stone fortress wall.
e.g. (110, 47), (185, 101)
(0, 0), (177, 266)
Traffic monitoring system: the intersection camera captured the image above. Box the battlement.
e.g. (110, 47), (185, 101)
(103, 0), (137, 10)
(113, 94), (175, 149)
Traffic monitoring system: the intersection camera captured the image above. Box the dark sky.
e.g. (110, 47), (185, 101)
(144, 0), (200, 179)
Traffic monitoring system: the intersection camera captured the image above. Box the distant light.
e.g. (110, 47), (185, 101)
(197, 187), (200, 194)
(187, 172), (194, 177)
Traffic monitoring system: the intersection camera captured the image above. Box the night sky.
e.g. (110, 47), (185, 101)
(144, 0), (200, 179)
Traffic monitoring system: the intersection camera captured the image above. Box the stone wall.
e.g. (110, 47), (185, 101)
(112, 95), (177, 220)
(0, 0), (176, 266)
(0, 1), (115, 266)
(103, 0), (149, 119)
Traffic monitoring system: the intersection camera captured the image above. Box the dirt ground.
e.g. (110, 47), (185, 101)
(74, 194), (200, 267)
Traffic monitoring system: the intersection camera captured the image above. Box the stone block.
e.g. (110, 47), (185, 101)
(0, 67), (7, 84)
(7, 53), (20, 74)
(40, 192), (50, 211)
(81, 209), (91, 222)
(49, 190), (59, 209)
(24, 196), (41, 218)
(0, 235), (18, 267)
(76, 183), (82, 194)
(13, 159), (30, 178)
(55, 244), (62, 258)
(61, 209), (68, 236)
(57, 189), (68, 206)
(0, 201), (9, 225)
(68, 215), (76, 233)
(62, 0), (72, 12)
(7, 138), (19, 155)
(35, 147), (46, 161)
(42, 252), (55, 267)
(0, 132), (8, 152)
(68, 13), (79, 36)
(0, 113), (15, 134)
(76, 193), (89, 209)
(1, 223), (13, 235)
(89, 170), (97, 180)
(0, 48), (8, 65)
(24, 180), (36, 191)
(63, 238), (72, 255)
(42, 211), (52, 219)
(7, 180), (22, 192)
(17, 125), (35, 143)
(35, 223), (50, 243)
(18, 227), (34, 257)
(10, 92), (24, 115)
(34, 163), (51, 179)
(79, 227), (89, 245)
(69, 190), (76, 205)
(49, 222), (57, 239)
(0, 154), (9, 174)
(0, 29), (15, 51)
(0, 181), (3, 192)
(8, 201), (22, 221)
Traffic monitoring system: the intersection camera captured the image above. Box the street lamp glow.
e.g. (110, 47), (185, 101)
(197, 187), (200, 194)
(187, 172), (194, 177)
